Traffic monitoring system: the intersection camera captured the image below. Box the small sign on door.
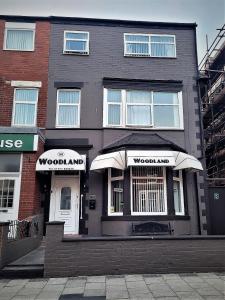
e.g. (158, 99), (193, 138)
(214, 192), (220, 200)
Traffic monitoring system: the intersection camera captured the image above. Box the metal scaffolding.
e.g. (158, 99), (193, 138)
(199, 24), (225, 185)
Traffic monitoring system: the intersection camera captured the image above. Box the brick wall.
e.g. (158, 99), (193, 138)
(44, 222), (225, 277)
(0, 19), (50, 127)
(19, 138), (45, 220)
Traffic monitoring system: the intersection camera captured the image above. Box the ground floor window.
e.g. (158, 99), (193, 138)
(173, 170), (184, 215)
(108, 168), (124, 215)
(0, 179), (15, 208)
(131, 166), (167, 215)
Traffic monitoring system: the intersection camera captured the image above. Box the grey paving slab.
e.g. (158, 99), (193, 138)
(197, 273), (220, 279)
(125, 275), (144, 282)
(197, 288), (223, 296)
(12, 296), (36, 300)
(84, 289), (106, 297)
(65, 280), (86, 288)
(87, 276), (106, 283)
(24, 282), (47, 289)
(167, 282), (193, 292)
(129, 294), (155, 300)
(187, 281), (212, 289)
(17, 288), (42, 296)
(42, 284), (65, 292)
(147, 283), (171, 290)
(151, 288), (176, 298)
(35, 291), (61, 300)
(9, 246), (44, 266)
(182, 276), (205, 283)
(6, 280), (29, 287)
(62, 287), (84, 295)
(126, 281), (148, 289)
(106, 278), (126, 286)
(175, 291), (204, 300)
(162, 274), (181, 280)
(47, 278), (68, 285)
(128, 288), (152, 296)
(106, 289), (129, 299)
(85, 283), (106, 290)
(144, 277), (164, 284)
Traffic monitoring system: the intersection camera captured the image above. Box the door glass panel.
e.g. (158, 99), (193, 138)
(60, 187), (71, 210)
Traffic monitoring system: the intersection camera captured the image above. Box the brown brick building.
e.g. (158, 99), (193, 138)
(0, 16), (50, 221)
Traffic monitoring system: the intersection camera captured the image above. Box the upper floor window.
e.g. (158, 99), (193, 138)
(4, 22), (35, 51)
(63, 31), (89, 55)
(104, 89), (183, 129)
(124, 34), (176, 58)
(12, 88), (38, 126)
(56, 89), (80, 128)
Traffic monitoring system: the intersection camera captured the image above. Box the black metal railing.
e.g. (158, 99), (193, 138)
(8, 218), (39, 242)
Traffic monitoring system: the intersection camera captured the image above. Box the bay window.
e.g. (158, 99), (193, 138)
(12, 88), (38, 126)
(131, 166), (167, 215)
(124, 33), (176, 57)
(56, 89), (80, 127)
(108, 168), (124, 215)
(104, 89), (183, 128)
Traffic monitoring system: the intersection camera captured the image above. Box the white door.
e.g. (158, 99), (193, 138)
(0, 177), (20, 222)
(50, 176), (80, 234)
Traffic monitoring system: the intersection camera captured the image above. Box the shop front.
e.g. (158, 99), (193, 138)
(36, 149), (86, 235)
(0, 131), (39, 222)
(90, 133), (203, 236)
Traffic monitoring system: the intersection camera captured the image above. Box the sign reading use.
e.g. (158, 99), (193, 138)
(0, 134), (38, 152)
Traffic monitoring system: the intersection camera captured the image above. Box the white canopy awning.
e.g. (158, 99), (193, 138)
(90, 151), (125, 171)
(36, 149), (86, 171)
(90, 150), (203, 171)
(173, 151), (203, 171)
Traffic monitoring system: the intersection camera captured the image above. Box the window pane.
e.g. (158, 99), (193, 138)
(0, 180), (15, 208)
(132, 167), (165, 213)
(0, 154), (20, 172)
(174, 181), (181, 213)
(65, 40), (86, 51)
(127, 105), (151, 125)
(151, 43), (175, 57)
(58, 90), (80, 104)
(125, 35), (149, 42)
(15, 89), (38, 102)
(154, 106), (179, 127)
(58, 106), (78, 126)
(126, 43), (149, 54)
(151, 36), (174, 43)
(111, 180), (123, 213)
(14, 103), (35, 125)
(108, 104), (120, 125)
(107, 90), (121, 103)
(153, 92), (178, 104)
(65, 32), (88, 39)
(127, 91), (151, 104)
(60, 187), (71, 210)
(6, 29), (34, 50)
(111, 168), (123, 178)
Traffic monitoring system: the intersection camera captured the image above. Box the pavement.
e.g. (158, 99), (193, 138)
(0, 272), (224, 300)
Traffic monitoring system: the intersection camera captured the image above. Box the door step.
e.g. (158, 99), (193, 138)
(0, 264), (44, 278)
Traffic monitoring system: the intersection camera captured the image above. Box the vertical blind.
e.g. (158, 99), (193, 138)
(13, 89), (38, 126)
(57, 90), (80, 126)
(6, 29), (34, 50)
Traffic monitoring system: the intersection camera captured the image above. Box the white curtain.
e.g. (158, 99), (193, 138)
(66, 40), (86, 51)
(173, 181), (181, 213)
(108, 104), (120, 125)
(58, 90), (79, 104)
(151, 36), (175, 57)
(127, 91), (151, 125)
(6, 30), (34, 50)
(125, 34), (149, 54)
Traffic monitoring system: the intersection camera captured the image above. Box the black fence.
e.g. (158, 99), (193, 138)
(8, 219), (39, 242)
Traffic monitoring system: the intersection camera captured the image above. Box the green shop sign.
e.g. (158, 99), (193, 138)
(0, 134), (38, 152)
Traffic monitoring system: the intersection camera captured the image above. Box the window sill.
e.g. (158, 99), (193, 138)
(101, 215), (190, 221)
(124, 54), (177, 59)
(103, 126), (184, 131)
(63, 52), (89, 56)
(3, 48), (34, 52)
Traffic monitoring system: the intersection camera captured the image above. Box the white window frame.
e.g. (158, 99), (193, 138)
(173, 170), (184, 216)
(130, 166), (167, 216)
(124, 33), (176, 58)
(3, 22), (35, 51)
(63, 31), (89, 55)
(12, 88), (39, 127)
(103, 89), (183, 129)
(56, 89), (81, 128)
(108, 168), (124, 216)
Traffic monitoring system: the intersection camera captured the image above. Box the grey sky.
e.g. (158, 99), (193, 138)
(0, 0), (224, 62)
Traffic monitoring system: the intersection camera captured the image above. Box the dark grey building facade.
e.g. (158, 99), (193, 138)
(41, 17), (206, 236)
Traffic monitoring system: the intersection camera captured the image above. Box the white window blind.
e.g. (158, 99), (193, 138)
(56, 89), (80, 127)
(13, 88), (38, 126)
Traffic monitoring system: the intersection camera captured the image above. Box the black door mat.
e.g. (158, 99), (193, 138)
(59, 295), (106, 300)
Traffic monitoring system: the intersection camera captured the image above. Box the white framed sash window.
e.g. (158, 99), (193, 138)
(103, 88), (183, 129)
(12, 88), (39, 126)
(124, 33), (176, 58)
(56, 89), (81, 128)
(63, 31), (89, 55)
(131, 166), (167, 215)
(108, 168), (124, 216)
